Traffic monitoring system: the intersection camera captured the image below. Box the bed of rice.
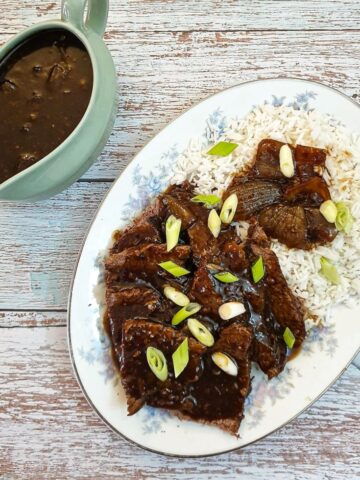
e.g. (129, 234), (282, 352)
(172, 104), (360, 326)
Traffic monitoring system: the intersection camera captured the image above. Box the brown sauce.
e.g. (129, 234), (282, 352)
(287, 346), (302, 362)
(0, 29), (93, 184)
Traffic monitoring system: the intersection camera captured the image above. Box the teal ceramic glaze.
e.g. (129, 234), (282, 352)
(0, 0), (117, 201)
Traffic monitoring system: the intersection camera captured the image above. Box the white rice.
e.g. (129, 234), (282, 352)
(172, 104), (360, 325)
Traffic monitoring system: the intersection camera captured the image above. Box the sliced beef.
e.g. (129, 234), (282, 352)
(106, 285), (165, 357)
(252, 138), (289, 180)
(188, 265), (222, 317)
(188, 220), (219, 265)
(164, 181), (209, 225)
(112, 222), (162, 253)
(247, 305), (287, 379)
(294, 143), (326, 178)
(220, 239), (248, 272)
(252, 139), (326, 180)
(105, 243), (191, 287)
(111, 199), (164, 253)
(248, 225), (306, 347)
(227, 179), (283, 220)
(120, 319), (206, 415)
(179, 323), (252, 434)
(161, 194), (196, 230)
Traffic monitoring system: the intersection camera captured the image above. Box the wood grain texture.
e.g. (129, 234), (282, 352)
(1, 1), (360, 478)
(1, 0), (360, 34)
(0, 181), (110, 310)
(1, 29), (360, 182)
(0, 325), (359, 479)
(0, 310), (66, 327)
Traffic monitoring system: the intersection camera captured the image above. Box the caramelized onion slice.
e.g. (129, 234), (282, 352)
(228, 180), (282, 220)
(259, 205), (308, 249)
(284, 177), (331, 206)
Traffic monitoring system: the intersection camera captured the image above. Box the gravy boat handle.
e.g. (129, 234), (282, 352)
(61, 0), (109, 37)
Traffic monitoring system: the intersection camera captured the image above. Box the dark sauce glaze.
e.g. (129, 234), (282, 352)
(226, 139), (338, 249)
(0, 29), (93, 183)
(104, 176), (311, 425)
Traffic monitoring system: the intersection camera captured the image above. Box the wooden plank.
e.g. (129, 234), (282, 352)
(0, 181), (110, 310)
(1, 0), (360, 34)
(1, 310), (357, 367)
(85, 29), (360, 180)
(0, 310), (66, 327)
(0, 325), (359, 479)
(1, 27), (360, 305)
(1, 29), (358, 180)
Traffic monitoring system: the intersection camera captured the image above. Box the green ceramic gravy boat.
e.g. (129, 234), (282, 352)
(0, 0), (117, 201)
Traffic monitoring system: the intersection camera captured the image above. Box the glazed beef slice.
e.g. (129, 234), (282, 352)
(121, 320), (253, 435)
(120, 319), (206, 415)
(248, 225), (306, 347)
(188, 220), (219, 265)
(252, 139), (326, 179)
(105, 243), (191, 286)
(249, 308), (287, 379)
(106, 285), (165, 355)
(181, 323), (253, 434)
(188, 265), (222, 317)
(111, 199), (163, 253)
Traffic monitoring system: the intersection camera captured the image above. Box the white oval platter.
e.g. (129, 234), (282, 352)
(68, 78), (360, 457)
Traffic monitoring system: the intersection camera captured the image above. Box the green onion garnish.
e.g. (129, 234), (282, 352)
(207, 141), (238, 157)
(163, 285), (190, 307)
(213, 271), (239, 283)
(319, 200), (337, 223)
(191, 194), (221, 208)
(220, 193), (238, 224)
(335, 202), (353, 233)
(211, 352), (238, 376)
(158, 261), (190, 277)
(187, 318), (214, 347)
(172, 338), (189, 378)
(319, 256), (340, 285)
(283, 327), (295, 349)
(146, 346), (168, 381)
(166, 215), (182, 252)
(172, 302), (201, 326)
(208, 209), (221, 238)
(251, 256), (265, 283)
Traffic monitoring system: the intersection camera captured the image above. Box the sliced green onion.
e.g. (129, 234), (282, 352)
(211, 352), (238, 376)
(319, 256), (340, 285)
(319, 200), (337, 223)
(218, 302), (246, 320)
(172, 338), (189, 378)
(166, 215), (182, 251)
(207, 141), (238, 157)
(220, 193), (238, 224)
(335, 202), (353, 233)
(187, 318), (214, 347)
(163, 285), (190, 307)
(172, 302), (202, 326)
(283, 327), (295, 349)
(191, 194), (221, 208)
(213, 271), (239, 283)
(146, 346), (168, 381)
(158, 261), (190, 277)
(208, 209), (221, 238)
(251, 256), (265, 283)
(279, 144), (295, 178)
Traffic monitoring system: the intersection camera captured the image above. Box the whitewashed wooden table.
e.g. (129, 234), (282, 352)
(1, 1), (360, 478)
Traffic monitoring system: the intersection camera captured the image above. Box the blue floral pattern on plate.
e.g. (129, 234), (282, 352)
(79, 89), (342, 435)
